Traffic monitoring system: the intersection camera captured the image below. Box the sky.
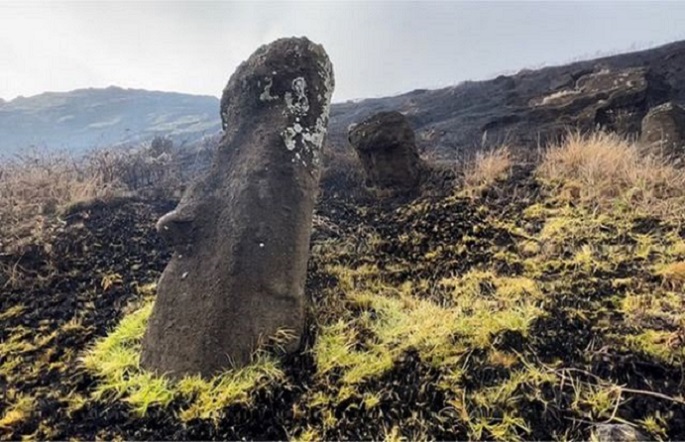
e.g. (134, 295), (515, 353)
(2, 1), (685, 103)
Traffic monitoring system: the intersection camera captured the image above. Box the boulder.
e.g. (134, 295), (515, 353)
(140, 37), (335, 378)
(640, 101), (685, 158)
(348, 111), (423, 189)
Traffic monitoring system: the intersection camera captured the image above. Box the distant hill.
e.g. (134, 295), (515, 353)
(0, 86), (220, 155)
(2, 39), (685, 157)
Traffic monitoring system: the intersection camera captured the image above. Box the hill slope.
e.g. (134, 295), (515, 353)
(328, 40), (685, 157)
(0, 87), (220, 155)
(2, 40), (685, 158)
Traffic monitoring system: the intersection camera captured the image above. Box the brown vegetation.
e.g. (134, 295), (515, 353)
(461, 146), (513, 196)
(0, 150), (123, 254)
(537, 131), (685, 218)
(0, 137), (195, 256)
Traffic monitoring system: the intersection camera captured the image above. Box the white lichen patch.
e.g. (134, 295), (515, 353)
(259, 77), (278, 102)
(306, 62), (335, 167)
(282, 127), (298, 151)
(280, 62), (334, 171)
(284, 77), (309, 115)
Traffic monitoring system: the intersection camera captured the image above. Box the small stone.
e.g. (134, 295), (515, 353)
(592, 424), (649, 442)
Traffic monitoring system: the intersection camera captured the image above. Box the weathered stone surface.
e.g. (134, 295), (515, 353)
(140, 37), (334, 378)
(592, 424), (649, 442)
(640, 101), (685, 158)
(524, 67), (669, 138)
(348, 111), (423, 189)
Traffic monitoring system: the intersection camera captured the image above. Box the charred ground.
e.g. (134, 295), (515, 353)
(1, 143), (684, 440)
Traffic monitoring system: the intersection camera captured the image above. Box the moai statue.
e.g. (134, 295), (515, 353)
(141, 37), (334, 378)
(348, 111), (424, 189)
(640, 101), (685, 159)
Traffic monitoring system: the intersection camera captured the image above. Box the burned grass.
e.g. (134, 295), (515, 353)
(2, 148), (685, 440)
(0, 198), (174, 439)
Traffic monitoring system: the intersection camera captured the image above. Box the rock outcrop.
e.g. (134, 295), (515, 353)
(524, 67), (670, 139)
(327, 40), (685, 158)
(640, 101), (685, 158)
(140, 37), (334, 378)
(348, 111), (423, 190)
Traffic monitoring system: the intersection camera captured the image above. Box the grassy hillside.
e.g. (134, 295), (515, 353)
(1, 133), (684, 440)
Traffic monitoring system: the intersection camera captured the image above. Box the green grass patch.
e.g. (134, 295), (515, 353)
(82, 294), (284, 421)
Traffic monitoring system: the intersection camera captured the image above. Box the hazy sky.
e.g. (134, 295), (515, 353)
(2, 1), (685, 103)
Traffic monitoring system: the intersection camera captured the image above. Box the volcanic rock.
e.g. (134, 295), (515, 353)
(640, 101), (685, 158)
(328, 40), (685, 158)
(592, 424), (649, 442)
(140, 37), (335, 378)
(348, 111), (423, 189)
(518, 67), (670, 142)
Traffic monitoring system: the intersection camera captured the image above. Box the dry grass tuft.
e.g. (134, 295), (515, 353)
(0, 393), (35, 429)
(655, 261), (685, 289)
(0, 137), (186, 255)
(537, 131), (685, 218)
(462, 146), (512, 195)
(0, 150), (127, 253)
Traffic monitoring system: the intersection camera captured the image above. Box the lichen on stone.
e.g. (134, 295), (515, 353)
(305, 63), (334, 167)
(284, 77), (310, 115)
(282, 127), (298, 151)
(259, 77), (278, 102)
(280, 61), (334, 170)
